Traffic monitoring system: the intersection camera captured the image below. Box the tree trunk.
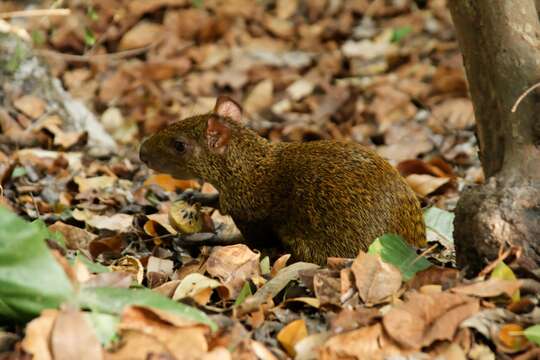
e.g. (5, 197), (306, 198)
(448, 0), (540, 273)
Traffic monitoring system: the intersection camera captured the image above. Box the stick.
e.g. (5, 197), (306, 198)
(511, 81), (540, 113)
(0, 9), (71, 18)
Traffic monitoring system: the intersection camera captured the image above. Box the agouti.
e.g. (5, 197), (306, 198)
(139, 96), (426, 264)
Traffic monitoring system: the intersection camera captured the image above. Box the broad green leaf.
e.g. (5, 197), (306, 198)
(524, 325), (540, 345)
(234, 282), (252, 307)
(368, 234), (432, 281)
(260, 256), (271, 275)
(424, 206), (454, 248)
(31, 218), (66, 249)
(0, 207), (74, 321)
(87, 312), (119, 346)
(491, 261), (520, 302)
(11, 166), (27, 179)
(79, 287), (216, 331)
(75, 252), (111, 274)
(391, 26), (412, 43)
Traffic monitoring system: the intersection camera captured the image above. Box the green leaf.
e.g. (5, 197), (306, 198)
(491, 261), (520, 302)
(524, 325), (540, 345)
(260, 256), (270, 275)
(0, 207), (74, 321)
(30, 30), (46, 46)
(5, 41), (26, 73)
(84, 28), (96, 46)
(79, 287), (216, 331)
(391, 26), (412, 43)
(86, 312), (119, 346)
(424, 206), (454, 248)
(75, 252), (110, 274)
(86, 6), (99, 21)
(191, 0), (204, 8)
(368, 234), (432, 281)
(31, 218), (66, 249)
(11, 166), (27, 179)
(234, 282), (252, 307)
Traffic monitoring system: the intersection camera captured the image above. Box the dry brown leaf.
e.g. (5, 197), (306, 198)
(244, 79), (274, 115)
(119, 21), (163, 50)
(74, 176), (116, 193)
(382, 292), (479, 349)
(206, 244), (260, 298)
(271, 254), (291, 277)
(277, 319), (308, 357)
(352, 252), (402, 304)
(105, 330), (169, 359)
(119, 306), (208, 359)
(320, 323), (403, 360)
(48, 221), (97, 250)
(147, 256), (174, 278)
(21, 309), (58, 360)
(83, 272), (133, 288)
(429, 98), (474, 132)
(51, 308), (103, 360)
(73, 209), (133, 232)
(110, 256), (144, 285)
(14, 95), (46, 119)
(172, 273), (225, 305)
(451, 278), (522, 299)
(237, 262), (319, 315)
(406, 174), (450, 197)
(313, 269), (342, 307)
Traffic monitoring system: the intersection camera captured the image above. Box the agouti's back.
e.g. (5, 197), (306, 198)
(271, 140), (425, 264)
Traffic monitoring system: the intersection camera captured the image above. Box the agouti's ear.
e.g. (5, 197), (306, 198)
(206, 115), (231, 155)
(214, 96), (243, 124)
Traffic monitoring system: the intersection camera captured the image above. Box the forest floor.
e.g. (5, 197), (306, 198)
(0, 0), (539, 359)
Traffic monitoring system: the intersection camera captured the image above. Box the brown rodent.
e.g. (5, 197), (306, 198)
(139, 96), (426, 264)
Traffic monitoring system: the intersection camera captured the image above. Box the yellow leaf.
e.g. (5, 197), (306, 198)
(277, 319), (308, 357)
(491, 262), (520, 302)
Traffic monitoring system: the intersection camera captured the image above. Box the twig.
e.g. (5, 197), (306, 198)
(511, 81), (540, 113)
(35, 45), (155, 63)
(0, 9), (70, 18)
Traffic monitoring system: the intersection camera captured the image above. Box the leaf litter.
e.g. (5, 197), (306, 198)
(0, 0), (539, 359)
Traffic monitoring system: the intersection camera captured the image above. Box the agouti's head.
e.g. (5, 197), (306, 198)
(139, 96), (249, 181)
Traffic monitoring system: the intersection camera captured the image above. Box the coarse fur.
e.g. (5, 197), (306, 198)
(140, 98), (426, 265)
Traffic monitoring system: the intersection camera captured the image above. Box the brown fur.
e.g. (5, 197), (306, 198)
(140, 109), (426, 265)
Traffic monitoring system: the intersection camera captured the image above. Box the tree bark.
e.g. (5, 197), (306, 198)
(448, 0), (540, 273)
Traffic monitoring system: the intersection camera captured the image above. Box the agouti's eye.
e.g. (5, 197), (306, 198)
(173, 140), (186, 153)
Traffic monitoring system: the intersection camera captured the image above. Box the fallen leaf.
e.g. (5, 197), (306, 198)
(244, 79), (274, 115)
(294, 332), (331, 360)
(73, 209), (133, 232)
(277, 319), (308, 357)
(119, 21), (163, 50)
(14, 95), (46, 119)
(382, 292), (479, 349)
(406, 174), (450, 197)
(451, 278), (521, 299)
(286, 79), (315, 101)
(74, 176), (116, 193)
(48, 221), (97, 250)
(109, 256), (144, 285)
(320, 323), (403, 360)
(206, 244), (260, 298)
(352, 252), (402, 304)
(147, 256), (174, 278)
(21, 309), (58, 360)
(173, 273), (224, 305)
(51, 308), (103, 360)
(236, 262), (319, 315)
